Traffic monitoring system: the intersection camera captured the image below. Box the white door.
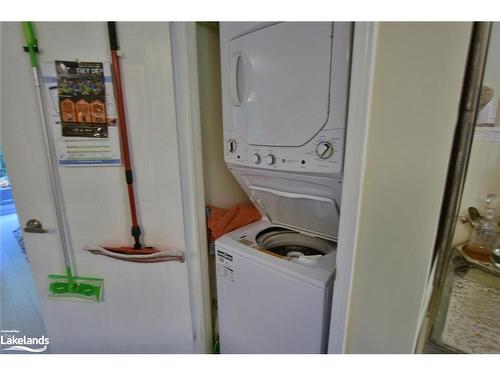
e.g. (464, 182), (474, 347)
(1, 22), (194, 353)
(229, 22), (333, 146)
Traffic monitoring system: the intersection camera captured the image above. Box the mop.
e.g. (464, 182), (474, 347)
(22, 22), (103, 301)
(84, 22), (183, 263)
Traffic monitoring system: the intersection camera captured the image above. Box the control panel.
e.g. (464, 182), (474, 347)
(224, 129), (345, 175)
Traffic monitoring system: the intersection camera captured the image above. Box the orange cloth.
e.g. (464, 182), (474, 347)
(207, 203), (261, 241)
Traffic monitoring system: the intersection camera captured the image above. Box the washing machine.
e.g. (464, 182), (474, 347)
(216, 219), (337, 354)
(215, 22), (352, 353)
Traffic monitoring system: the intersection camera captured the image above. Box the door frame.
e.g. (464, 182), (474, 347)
(418, 22), (492, 354)
(327, 22), (378, 353)
(170, 22), (213, 354)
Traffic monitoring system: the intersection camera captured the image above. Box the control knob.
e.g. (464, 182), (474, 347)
(316, 141), (334, 159)
(264, 154), (276, 165)
(252, 153), (261, 164)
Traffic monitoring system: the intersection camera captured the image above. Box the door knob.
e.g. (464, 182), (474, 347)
(24, 219), (48, 233)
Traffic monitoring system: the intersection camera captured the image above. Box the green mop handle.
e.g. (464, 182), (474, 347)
(22, 22), (38, 67)
(22, 22), (74, 284)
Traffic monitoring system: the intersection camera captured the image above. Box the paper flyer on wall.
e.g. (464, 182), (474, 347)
(55, 60), (108, 138)
(40, 62), (121, 166)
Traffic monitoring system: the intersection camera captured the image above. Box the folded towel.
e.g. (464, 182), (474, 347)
(207, 202), (261, 241)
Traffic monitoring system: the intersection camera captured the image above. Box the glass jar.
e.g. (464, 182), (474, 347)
(464, 194), (498, 262)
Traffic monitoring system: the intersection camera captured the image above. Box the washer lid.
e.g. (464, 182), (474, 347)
(231, 167), (342, 239)
(229, 22), (333, 146)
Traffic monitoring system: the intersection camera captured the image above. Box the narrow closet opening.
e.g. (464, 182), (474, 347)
(194, 22), (350, 354)
(195, 22), (249, 347)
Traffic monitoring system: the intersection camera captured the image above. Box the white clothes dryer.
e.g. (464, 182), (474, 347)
(220, 22), (351, 177)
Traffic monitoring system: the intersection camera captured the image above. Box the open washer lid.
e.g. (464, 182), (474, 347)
(231, 167), (342, 240)
(229, 22), (333, 146)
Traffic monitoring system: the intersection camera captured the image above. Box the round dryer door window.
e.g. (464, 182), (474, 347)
(229, 22), (333, 146)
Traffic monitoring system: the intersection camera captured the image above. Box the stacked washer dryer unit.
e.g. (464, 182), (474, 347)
(215, 22), (351, 354)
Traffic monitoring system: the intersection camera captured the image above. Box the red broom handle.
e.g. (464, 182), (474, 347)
(110, 51), (138, 224)
(108, 22), (141, 248)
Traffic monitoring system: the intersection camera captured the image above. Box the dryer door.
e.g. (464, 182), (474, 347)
(229, 22), (333, 147)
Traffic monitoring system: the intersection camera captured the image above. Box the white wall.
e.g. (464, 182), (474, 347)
(195, 22), (249, 318)
(1, 22), (194, 353)
(196, 23), (248, 209)
(477, 23), (500, 125)
(452, 134), (500, 246)
(344, 22), (472, 353)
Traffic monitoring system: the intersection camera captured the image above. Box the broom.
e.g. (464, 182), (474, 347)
(97, 22), (161, 256)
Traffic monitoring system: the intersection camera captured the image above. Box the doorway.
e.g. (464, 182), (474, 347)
(423, 22), (500, 354)
(0, 147), (47, 346)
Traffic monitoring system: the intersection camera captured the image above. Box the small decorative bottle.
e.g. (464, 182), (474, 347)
(464, 194), (499, 262)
